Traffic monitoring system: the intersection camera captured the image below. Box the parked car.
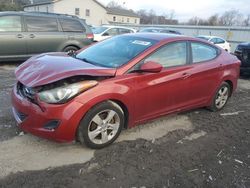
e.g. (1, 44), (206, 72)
(139, 27), (182, 35)
(197, 35), (231, 52)
(234, 43), (250, 74)
(92, 25), (136, 42)
(12, 33), (240, 149)
(0, 11), (93, 62)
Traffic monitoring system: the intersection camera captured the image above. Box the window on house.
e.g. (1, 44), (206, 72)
(113, 16), (116, 22)
(127, 18), (130, 22)
(46, 6), (49, 12)
(86, 9), (90, 17)
(122, 17), (124, 22)
(135, 19), (137, 24)
(75, 8), (80, 16)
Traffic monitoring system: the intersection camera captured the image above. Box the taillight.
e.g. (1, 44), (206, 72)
(87, 33), (94, 39)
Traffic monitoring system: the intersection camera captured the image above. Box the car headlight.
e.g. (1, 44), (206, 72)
(38, 80), (98, 104)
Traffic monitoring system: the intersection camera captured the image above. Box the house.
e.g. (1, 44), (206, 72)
(24, 0), (140, 26)
(106, 7), (140, 25)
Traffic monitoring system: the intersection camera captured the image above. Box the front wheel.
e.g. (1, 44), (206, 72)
(77, 101), (124, 149)
(209, 82), (231, 111)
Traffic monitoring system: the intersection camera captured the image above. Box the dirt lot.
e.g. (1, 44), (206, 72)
(0, 65), (249, 188)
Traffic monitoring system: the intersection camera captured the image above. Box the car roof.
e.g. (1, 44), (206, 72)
(0, 11), (79, 19)
(101, 25), (135, 30)
(124, 33), (191, 42)
(198, 35), (225, 39)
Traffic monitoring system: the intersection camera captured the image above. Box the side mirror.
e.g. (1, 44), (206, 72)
(140, 61), (163, 73)
(102, 32), (109, 36)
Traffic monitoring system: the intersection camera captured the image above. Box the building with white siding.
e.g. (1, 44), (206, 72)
(24, 0), (140, 26)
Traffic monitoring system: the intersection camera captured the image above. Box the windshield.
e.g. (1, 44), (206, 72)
(197, 36), (210, 41)
(92, 26), (108, 34)
(76, 35), (158, 68)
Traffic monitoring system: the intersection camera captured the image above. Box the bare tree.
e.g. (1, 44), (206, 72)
(107, 0), (123, 9)
(207, 14), (219, 26)
(243, 14), (250, 26)
(0, 0), (30, 11)
(219, 10), (243, 26)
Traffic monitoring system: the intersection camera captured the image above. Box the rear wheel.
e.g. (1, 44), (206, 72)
(209, 82), (231, 111)
(63, 46), (79, 55)
(77, 101), (124, 149)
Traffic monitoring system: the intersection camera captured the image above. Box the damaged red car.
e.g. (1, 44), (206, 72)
(12, 33), (240, 149)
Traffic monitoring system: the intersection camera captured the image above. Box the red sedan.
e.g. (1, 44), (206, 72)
(12, 33), (240, 149)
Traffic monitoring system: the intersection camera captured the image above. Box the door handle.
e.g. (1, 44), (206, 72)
(29, 34), (36, 38)
(182, 72), (191, 79)
(16, 34), (24, 39)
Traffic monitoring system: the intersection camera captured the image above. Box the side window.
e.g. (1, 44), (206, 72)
(0, 16), (22, 32)
(119, 28), (131, 34)
(145, 42), (187, 68)
(59, 18), (85, 32)
(191, 42), (218, 63)
(216, 38), (225, 44)
(106, 28), (119, 36)
(210, 38), (217, 44)
(26, 16), (58, 32)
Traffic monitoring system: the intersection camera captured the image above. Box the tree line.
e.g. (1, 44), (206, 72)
(187, 10), (250, 26)
(0, 0), (30, 11)
(107, 1), (250, 26)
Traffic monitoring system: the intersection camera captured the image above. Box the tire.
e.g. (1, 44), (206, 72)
(77, 101), (124, 149)
(209, 82), (231, 112)
(63, 46), (79, 55)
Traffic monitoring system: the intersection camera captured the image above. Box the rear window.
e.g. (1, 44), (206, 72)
(191, 42), (218, 63)
(59, 18), (85, 32)
(0, 16), (22, 32)
(25, 16), (59, 32)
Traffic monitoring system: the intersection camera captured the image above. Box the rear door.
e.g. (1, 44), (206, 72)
(185, 41), (222, 106)
(24, 15), (66, 55)
(0, 15), (27, 60)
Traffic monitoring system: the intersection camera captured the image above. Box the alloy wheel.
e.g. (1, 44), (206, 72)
(88, 110), (120, 145)
(215, 86), (229, 109)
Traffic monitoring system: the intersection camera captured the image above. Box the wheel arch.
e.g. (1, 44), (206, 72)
(62, 45), (80, 52)
(224, 80), (234, 96)
(74, 96), (132, 141)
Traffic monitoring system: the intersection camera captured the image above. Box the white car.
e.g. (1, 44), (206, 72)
(197, 35), (231, 52)
(92, 26), (136, 42)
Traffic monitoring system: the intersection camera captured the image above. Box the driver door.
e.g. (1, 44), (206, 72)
(133, 42), (192, 122)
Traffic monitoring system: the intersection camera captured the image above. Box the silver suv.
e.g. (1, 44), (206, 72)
(0, 11), (93, 62)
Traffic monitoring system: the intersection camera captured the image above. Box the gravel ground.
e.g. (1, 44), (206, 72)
(0, 65), (249, 188)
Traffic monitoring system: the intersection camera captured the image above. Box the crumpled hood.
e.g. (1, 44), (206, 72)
(15, 53), (116, 87)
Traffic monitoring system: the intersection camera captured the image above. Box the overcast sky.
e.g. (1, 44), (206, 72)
(99, 0), (249, 21)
